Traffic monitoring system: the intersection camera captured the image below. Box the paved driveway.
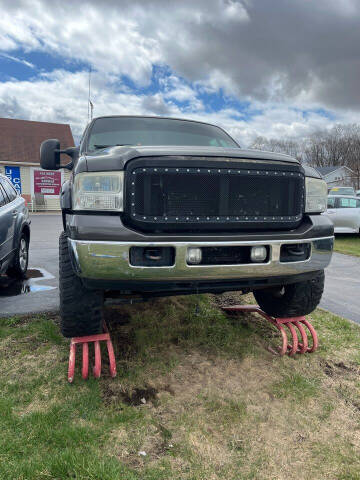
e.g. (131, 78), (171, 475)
(0, 214), (62, 317)
(320, 251), (360, 324)
(0, 214), (359, 324)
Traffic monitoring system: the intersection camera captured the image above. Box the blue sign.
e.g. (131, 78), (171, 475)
(5, 166), (22, 194)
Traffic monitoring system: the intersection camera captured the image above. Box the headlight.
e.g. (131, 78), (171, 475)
(305, 177), (327, 213)
(72, 172), (124, 211)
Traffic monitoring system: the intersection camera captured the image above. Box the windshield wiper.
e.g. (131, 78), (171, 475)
(93, 144), (133, 149)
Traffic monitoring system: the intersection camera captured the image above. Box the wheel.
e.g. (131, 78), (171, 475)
(59, 232), (104, 338)
(7, 233), (29, 278)
(253, 271), (325, 318)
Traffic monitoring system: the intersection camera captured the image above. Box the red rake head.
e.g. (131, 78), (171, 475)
(222, 305), (318, 356)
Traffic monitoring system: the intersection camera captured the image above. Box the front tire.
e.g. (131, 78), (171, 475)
(59, 232), (104, 338)
(253, 271), (325, 318)
(7, 233), (29, 279)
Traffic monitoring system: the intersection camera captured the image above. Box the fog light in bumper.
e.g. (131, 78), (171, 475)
(250, 246), (267, 263)
(187, 247), (202, 264)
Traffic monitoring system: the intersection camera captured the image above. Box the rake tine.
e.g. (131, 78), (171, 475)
(68, 342), (76, 383)
(284, 322), (299, 356)
(293, 321), (308, 354)
(82, 342), (89, 380)
(106, 339), (117, 378)
(93, 340), (102, 378)
(301, 319), (318, 353)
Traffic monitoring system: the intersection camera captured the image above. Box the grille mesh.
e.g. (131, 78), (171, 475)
(127, 162), (304, 231)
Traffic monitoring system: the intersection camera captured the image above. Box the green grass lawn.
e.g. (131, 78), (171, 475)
(1, 295), (360, 480)
(334, 234), (360, 257)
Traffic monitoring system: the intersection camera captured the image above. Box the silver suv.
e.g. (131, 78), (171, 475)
(0, 174), (30, 278)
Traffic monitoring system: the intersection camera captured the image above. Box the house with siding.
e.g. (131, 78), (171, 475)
(314, 165), (355, 188)
(0, 117), (74, 210)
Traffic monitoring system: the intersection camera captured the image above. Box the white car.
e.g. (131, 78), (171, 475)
(324, 195), (360, 233)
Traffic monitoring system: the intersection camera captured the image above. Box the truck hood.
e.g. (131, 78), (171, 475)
(78, 145), (299, 173)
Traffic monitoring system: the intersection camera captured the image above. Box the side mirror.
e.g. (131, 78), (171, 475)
(40, 139), (61, 170)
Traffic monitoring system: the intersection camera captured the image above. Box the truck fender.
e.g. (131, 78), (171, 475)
(60, 180), (72, 210)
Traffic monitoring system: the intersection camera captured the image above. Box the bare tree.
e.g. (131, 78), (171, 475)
(250, 124), (360, 189)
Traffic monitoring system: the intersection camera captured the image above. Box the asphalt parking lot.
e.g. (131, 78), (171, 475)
(0, 214), (359, 324)
(0, 214), (62, 317)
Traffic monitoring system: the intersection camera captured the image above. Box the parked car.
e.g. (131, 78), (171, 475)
(0, 174), (30, 278)
(324, 195), (360, 233)
(328, 186), (356, 196)
(40, 115), (333, 337)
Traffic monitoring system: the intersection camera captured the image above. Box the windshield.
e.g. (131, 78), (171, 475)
(86, 117), (238, 152)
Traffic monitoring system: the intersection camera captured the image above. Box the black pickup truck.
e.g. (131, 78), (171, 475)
(40, 116), (333, 337)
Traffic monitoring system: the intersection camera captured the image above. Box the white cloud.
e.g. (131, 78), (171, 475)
(0, 69), (348, 148)
(1, 0), (360, 147)
(0, 53), (35, 69)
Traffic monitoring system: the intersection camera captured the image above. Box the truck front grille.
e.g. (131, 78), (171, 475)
(125, 158), (304, 232)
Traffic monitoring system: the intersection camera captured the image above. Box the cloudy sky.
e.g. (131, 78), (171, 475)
(0, 0), (359, 145)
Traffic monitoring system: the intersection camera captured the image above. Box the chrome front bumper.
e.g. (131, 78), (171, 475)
(68, 236), (333, 282)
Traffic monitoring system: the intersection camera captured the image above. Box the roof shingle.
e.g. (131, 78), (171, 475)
(0, 117), (74, 164)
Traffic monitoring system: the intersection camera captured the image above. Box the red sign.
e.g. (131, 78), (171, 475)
(34, 170), (62, 195)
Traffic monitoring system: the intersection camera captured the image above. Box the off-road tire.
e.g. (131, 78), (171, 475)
(7, 232), (29, 279)
(59, 231), (103, 338)
(253, 271), (325, 318)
